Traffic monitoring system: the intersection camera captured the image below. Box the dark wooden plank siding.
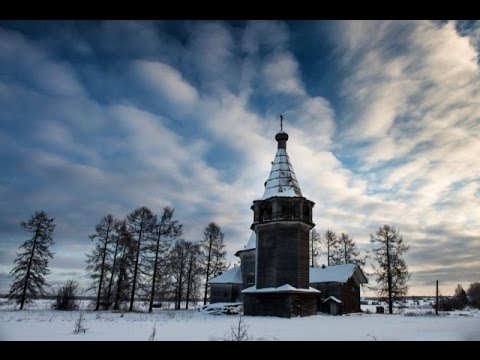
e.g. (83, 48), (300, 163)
(256, 222), (311, 289)
(239, 250), (256, 287)
(244, 292), (317, 318)
(312, 278), (362, 314)
(210, 284), (242, 303)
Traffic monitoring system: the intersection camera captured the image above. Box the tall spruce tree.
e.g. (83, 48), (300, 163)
(9, 211), (56, 310)
(370, 224), (409, 314)
(200, 222), (227, 305)
(85, 214), (116, 311)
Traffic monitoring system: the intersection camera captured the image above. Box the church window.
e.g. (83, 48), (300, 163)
(282, 201), (294, 219)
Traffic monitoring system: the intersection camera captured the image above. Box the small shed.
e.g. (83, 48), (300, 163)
(310, 263), (368, 313)
(323, 296), (342, 315)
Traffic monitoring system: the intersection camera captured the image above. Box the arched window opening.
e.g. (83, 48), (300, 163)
(303, 203), (310, 221)
(259, 203), (272, 222)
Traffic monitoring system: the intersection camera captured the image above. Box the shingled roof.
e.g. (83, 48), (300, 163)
(261, 131), (303, 200)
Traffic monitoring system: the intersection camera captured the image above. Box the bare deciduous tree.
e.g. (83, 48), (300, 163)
(126, 206), (156, 312)
(309, 229), (320, 267)
(370, 224), (409, 314)
(9, 211), (56, 310)
(113, 221), (136, 311)
(200, 223), (227, 305)
(86, 214), (116, 311)
(184, 242), (201, 309)
(147, 207), (182, 313)
(339, 233), (365, 266)
(324, 229), (342, 266)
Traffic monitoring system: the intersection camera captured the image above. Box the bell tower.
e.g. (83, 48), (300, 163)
(242, 116), (319, 318)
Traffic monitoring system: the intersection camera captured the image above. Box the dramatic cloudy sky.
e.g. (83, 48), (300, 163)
(1, 20), (479, 296)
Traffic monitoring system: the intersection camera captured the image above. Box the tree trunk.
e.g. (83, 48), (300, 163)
(149, 232), (161, 313)
(106, 233), (119, 310)
(310, 237), (314, 267)
(177, 252), (185, 310)
(327, 240), (330, 266)
(185, 254), (194, 309)
(386, 234), (393, 314)
(129, 227), (143, 312)
(114, 249), (127, 311)
(20, 224), (40, 310)
(203, 236), (213, 305)
(96, 226), (110, 311)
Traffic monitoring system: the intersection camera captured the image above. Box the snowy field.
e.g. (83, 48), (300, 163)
(1, 299), (479, 341)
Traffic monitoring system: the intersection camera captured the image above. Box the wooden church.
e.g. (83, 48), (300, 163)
(209, 123), (367, 317)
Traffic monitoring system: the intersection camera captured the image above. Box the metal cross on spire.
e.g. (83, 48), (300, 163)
(280, 114), (283, 131)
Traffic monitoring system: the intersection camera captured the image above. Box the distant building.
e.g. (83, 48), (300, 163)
(209, 126), (367, 317)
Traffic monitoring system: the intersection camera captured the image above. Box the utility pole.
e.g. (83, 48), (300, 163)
(435, 280), (439, 315)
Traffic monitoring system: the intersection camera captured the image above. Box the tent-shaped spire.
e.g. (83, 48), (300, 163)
(261, 131), (302, 200)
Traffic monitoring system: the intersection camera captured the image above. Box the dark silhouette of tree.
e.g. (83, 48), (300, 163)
(126, 207), (156, 312)
(112, 221), (136, 311)
(454, 284), (468, 309)
(200, 222), (227, 305)
(370, 224), (409, 314)
(309, 229), (320, 267)
(324, 229), (342, 266)
(54, 279), (78, 311)
(170, 239), (187, 310)
(86, 214), (116, 311)
(147, 207), (182, 313)
(184, 242), (201, 309)
(339, 233), (365, 266)
(9, 211), (55, 310)
(467, 282), (480, 308)
(105, 219), (127, 309)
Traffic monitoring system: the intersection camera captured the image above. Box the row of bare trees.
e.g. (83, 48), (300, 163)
(85, 206), (227, 312)
(6, 210), (408, 316)
(309, 229), (364, 267)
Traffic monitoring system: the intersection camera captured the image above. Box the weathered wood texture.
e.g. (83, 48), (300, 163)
(210, 284), (242, 303)
(238, 250), (256, 287)
(244, 292), (317, 318)
(312, 277), (361, 313)
(255, 222), (311, 289)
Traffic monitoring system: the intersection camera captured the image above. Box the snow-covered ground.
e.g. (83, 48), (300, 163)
(1, 299), (479, 341)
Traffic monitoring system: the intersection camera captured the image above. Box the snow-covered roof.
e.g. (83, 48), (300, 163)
(261, 133), (302, 200)
(245, 231), (256, 250)
(235, 232), (256, 256)
(323, 296), (342, 304)
(309, 264), (368, 284)
(208, 266), (243, 284)
(242, 284), (320, 294)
